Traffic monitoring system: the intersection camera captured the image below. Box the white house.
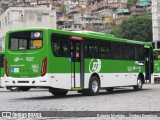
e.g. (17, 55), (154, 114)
(0, 5), (56, 50)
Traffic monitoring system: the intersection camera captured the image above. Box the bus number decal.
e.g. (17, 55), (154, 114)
(89, 59), (101, 73)
(26, 57), (34, 61)
(32, 64), (39, 73)
(127, 66), (141, 72)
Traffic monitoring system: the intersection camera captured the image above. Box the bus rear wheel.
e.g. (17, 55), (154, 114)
(133, 77), (143, 91)
(106, 87), (114, 93)
(82, 76), (100, 96)
(49, 88), (68, 96)
(7, 87), (21, 91)
(19, 87), (31, 91)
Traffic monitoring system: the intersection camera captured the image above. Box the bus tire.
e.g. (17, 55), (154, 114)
(49, 88), (68, 96)
(106, 87), (114, 93)
(87, 76), (100, 96)
(20, 87), (31, 91)
(8, 87), (20, 91)
(81, 89), (89, 95)
(133, 77), (143, 91)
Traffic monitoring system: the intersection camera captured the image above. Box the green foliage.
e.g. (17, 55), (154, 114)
(127, 0), (138, 9)
(112, 16), (152, 42)
(110, 25), (120, 38)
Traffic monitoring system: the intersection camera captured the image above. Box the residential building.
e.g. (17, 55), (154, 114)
(152, 0), (160, 42)
(65, 0), (87, 14)
(130, 0), (151, 15)
(115, 8), (130, 25)
(57, 11), (104, 31)
(0, 6), (56, 50)
(30, 0), (38, 5)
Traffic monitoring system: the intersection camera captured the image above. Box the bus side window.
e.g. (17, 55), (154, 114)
(51, 36), (60, 57)
(51, 34), (70, 57)
(61, 39), (69, 57)
(99, 41), (106, 58)
(52, 42), (60, 56)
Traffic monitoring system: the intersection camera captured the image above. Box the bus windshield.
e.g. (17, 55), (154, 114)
(9, 31), (43, 50)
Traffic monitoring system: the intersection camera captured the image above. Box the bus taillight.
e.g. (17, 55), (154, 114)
(5, 59), (9, 77)
(41, 57), (47, 77)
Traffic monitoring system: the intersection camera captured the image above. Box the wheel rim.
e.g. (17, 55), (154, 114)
(137, 79), (142, 88)
(92, 80), (98, 93)
(11, 87), (17, 90)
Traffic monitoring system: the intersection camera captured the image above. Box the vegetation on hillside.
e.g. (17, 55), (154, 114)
(127, 0), (138, 9)
(111, 15), (152, 42)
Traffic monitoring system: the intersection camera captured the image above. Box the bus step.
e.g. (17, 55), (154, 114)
(71, 87), (83, 91)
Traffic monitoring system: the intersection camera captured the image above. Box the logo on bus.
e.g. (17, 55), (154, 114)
(89, 59), (101, 73)
(14, 57), (23, 62)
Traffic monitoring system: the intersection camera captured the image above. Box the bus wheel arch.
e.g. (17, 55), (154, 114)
(90, 73), (101, 88)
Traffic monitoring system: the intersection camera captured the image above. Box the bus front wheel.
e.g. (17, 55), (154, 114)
(133, 77), (143, 91)
(49, 88), (68, 96)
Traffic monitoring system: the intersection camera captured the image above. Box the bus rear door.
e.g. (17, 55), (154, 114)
(70, 36), (84, 89)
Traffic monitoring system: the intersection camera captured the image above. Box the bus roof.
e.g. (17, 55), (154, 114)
(7, 27), (149, 46)
(72, 31), (115, 38)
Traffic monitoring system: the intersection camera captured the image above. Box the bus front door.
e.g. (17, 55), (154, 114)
(145, 48), (153, 83)
(70, 40), (84, 89)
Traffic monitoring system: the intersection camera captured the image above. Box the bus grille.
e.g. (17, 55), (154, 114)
(18, 81), (29, 83)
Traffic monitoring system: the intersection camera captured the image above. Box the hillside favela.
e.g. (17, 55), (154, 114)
(0, 0), (154, 50)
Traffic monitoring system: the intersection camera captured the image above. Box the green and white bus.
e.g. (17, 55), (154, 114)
(0, 51), (30, 91)
(4, 28), (153, 96)
(0, 51), (5, 88)
(152, 41), (160, 82)
(153, 49), (160, 81)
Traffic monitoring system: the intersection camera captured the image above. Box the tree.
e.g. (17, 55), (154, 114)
(111, 24), (121, 38)
(112, 16), (152, 42)
(127, 0), (138, 9)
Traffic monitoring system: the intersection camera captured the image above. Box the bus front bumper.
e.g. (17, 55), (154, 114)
(154, 73), (160, 79)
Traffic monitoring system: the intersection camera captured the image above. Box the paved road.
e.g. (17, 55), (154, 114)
(0, 84), (160, 111)
(0, 84), (160, 119)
